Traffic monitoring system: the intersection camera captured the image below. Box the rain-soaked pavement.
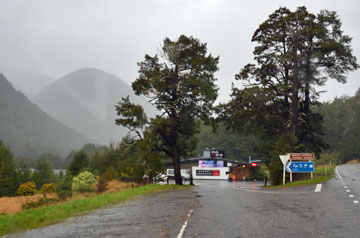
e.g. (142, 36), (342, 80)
(7, 164), (360, 238)
(9, 189), (198, 238)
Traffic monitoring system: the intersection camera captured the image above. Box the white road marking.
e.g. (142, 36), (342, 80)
(177, 209), (193, 238)
(354, 200), (359, 204)
(349, 195), (354, 198)
(335, 166), (343, 180)
(233, 186), (313, 194)
(314, 184), (322, 192)
(346, 190), (351, 192)
(344, 186), (348, 188)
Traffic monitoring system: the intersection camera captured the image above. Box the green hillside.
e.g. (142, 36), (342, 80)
(0, 74), (90, 158)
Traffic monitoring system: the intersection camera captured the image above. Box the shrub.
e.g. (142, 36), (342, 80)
(40, 183), (56, 198)
(22, 197), (59, 209)
(102, 166), (118, 181)
(72, 171), (96, 193)
(16, 182), (36, 196)
(95, 176), (108, 193)
(57, 190), (72, 200)
(57, 174), (73, 200)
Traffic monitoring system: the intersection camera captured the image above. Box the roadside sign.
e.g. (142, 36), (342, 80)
(286, 161), (314, 173)
(210, 150), (225, 158)
(287, 153), (315, 160)
(279, 155), (290, 165)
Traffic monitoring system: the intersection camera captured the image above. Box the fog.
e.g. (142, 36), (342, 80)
(0, 0), (359, 102)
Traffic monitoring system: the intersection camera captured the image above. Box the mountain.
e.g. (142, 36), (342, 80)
(33, 68), (155, 144)
(0, 74), (90, 158)
(5, 71), (54, 98)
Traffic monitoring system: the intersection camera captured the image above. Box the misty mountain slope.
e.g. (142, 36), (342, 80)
(0, 74), (90, 158)
(6, 71), (54, 98)
(33, 68), (155, 144)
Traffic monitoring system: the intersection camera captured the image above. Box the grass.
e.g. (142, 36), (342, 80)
(265, 165), (335, 189)
(0, 184), (183, 236)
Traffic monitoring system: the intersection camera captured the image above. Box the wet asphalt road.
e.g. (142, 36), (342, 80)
(10, 189), (198, 238)
(8, 164), (360, 238)
(185, 164), (360, 238)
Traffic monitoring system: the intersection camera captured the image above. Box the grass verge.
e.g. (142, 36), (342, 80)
(0, 184), (183, 236)
(265, 165), (335, 189)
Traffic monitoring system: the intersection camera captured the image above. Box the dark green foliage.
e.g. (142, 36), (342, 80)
(102, 167), (119, 181)
(16, 160), (32, 184)
(80, 143), (106, 158)
(31, 160), (56, 189)
(0, 140), (18, 197)
(269, 135), (301, 185)
(219, 7), (358, 183)
(36, 153), (64, 169)
(116, 35), (219, 185)
(196, 122), (260, 161)
(317, 90), (360, 162)
(56, 173), (73, 199)
(115, 96), (148, 140)
(67, 151), (89, 176)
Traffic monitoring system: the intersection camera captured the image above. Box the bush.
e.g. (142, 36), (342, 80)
(22, 197), (59, 209)
(57, 174), (73, 200)
(16, 182), (36, 196)
(102, 167), (118, 181)
(72, 171), (96, 193)
(40, 183), (56, 197)
(57, 190), (72, 200)
(95, 176), (108, 193)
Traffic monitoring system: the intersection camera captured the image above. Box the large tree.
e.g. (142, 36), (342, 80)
(116, 35), (219, 185)
(0, 140), (18, 197)
(219, 7), (358, 184)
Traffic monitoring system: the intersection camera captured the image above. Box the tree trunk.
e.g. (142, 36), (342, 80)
(172, 143), (183, 185)
(172, 64), (182, 185)
(304, 68), (310, 152)
(291, 38), (300, 136)
(303, 38), (313, 152)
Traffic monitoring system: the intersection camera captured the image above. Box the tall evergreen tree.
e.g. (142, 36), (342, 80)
(219, 7), (358, 184)
(67, 151), (89, 176)
(0, 140), (18, 197)
(116, 35), (219, 185)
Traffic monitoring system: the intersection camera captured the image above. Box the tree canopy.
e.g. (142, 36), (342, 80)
(218, 6), (358, 184)
(116, 35), (219, 184)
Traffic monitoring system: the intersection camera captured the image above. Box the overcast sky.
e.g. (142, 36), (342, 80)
(1, 0), (359, 102)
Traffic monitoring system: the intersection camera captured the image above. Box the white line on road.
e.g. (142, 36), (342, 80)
(346, 190), (351, 192)
(349, 195), (354, 198)
(354, 200), (359, 204)
(335, 166), (343, 180)
(233, 186), (314, 194)
(344, 186), (348, 188)
(314, 184), (322, 192)
(177, 209), (193, 238)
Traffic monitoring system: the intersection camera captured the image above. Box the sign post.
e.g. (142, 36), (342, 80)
(280, 153), (315, 185)
(279, 155), (290, 185)
(285, 161), (314, 173)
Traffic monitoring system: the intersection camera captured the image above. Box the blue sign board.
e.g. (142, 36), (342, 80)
(286, 161), (314, 173)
